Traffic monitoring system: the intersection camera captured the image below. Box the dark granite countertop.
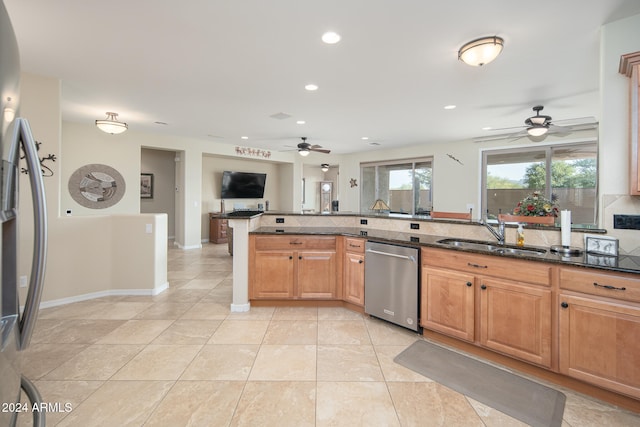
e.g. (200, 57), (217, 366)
(250, 226), (640, 275)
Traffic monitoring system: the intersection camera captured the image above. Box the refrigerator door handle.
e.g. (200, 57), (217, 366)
(14, 118), (48, 350)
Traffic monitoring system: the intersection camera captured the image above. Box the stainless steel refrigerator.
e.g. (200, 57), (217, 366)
(1, 1), (48, 426)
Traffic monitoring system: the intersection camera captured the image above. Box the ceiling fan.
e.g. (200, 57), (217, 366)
(474, 105), (598, 143)
(296, 137), (331, 156)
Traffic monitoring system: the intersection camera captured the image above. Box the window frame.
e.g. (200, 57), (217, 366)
(480, 140), (599, 225)
(360, 156), (433, 215)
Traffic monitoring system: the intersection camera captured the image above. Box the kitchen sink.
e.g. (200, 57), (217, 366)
(436, 238), (547, 256)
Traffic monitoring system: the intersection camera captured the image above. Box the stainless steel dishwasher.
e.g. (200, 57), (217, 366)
(364, 241), (420, 332)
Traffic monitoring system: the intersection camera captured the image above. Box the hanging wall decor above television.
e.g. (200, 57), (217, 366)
(221, 171), (266, 199)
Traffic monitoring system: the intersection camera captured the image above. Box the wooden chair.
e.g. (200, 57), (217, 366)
(430, 209), (472, 220)
(498, 214), (555, 225)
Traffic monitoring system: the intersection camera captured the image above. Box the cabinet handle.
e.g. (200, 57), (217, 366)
(468, 262), (488, 269)
(299, 256), (302, 260)
(359, 260), (364, 264)
(593, 282), (626, 291)
(290, 241), (303, 245)
(561, 302), (568, 308)
(289, 256), (293, 260)
(466, 281), (472, 287)
(349, 243), (361, 248)
(480, 284), (487, 290)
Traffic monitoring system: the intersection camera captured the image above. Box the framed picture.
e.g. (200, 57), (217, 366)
(584, 234), (618, 256)
(140, 173), (153, 199)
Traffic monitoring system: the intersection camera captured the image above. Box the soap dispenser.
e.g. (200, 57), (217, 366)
(516, 224), (525, 247)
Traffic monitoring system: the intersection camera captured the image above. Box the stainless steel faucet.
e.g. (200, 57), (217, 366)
(481, 218), (506, 245)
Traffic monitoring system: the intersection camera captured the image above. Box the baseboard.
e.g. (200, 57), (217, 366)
(37, 284), (170, 310)
(173, 241), (203, 250)
(230, 302), (251, 312)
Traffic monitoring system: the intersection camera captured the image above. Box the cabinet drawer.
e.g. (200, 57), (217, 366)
(254, 235), (336, 251)
(345, 238), (365, 254)
(423, 247), (551, 286)
(559, 267), (640, 303)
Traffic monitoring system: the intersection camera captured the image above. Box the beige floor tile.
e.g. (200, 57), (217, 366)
(24, 380), (104, 426)
(30, 319), (125, 344)
(562, 391), (640, 426)
(388, 382), (484, 427)
(181, 277), (225, 289)
(133, 302), (195, 319)
(231, 381), (316, 427)
(180, 301), (230, 319)
(55, 380), (173, 427)
(318, 306), (364, 320)
(111, 344), (202, 380)
(37, 301), (111, 319)
(374, 345), (431, 382)
(249, 345), (317, 381)
(316, 381), (400, 426)
(152, 288), (210, 303)
(43, 344), (143, 380)
(22, 343), (89, 380)
(208, 319), (270, 344)
(181, 344), (259, 380)
(317, 345), (384, 381)
(145, 381), (245, 427)
(226, 306), (275, 320)
(85, 301), (155, 319)
(151, 319), (222, 344)
(318, 320), (371, 345)
(272, 306), (318, 320)
(95, 319), (174, 344)
(364, 316), (422, 346)
(262, 320), (318, 344)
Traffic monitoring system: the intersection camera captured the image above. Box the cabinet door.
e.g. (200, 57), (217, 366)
(297, 251), (337, 299)
(479, 277), (552, 368)
(559, 294), (640, 399)
(252, 251), (295, 299)
(421, 267), (475, 342)
(344, 252), (365, 306)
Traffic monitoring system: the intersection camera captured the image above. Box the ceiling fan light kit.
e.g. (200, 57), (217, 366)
(296, 137), (331, 156)
(458, 36), (504, 67)
(96, 112), (128, 134)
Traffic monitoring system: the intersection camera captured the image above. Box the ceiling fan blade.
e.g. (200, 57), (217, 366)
(473, 130), (528, 143)
(310, 148), (331, 154)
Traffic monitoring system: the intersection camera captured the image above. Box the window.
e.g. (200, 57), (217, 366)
(361, 158), (432, 215)
(482, 142), (598, 226)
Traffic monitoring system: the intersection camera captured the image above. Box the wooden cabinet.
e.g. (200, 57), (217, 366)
(421, 267), (475, 342)
(559, 266), (640, 399)
(479, 277), (552, 367)
(249, 235), (338, 300)
(421, 247), (552, 367)
(619, 51), (640, 195)
(343, 238), (365, 306)
(209, 214), (228, 243)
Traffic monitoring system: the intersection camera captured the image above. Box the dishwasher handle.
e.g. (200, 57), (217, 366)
(366, 248), (417, 263)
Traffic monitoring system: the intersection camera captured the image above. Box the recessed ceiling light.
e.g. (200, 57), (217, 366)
(296, 120), (306, 125)
(361, 136), (369, 140)
(322, 31), (341, 44)
(241, 136), (249, 140)
(444, 105), (456, 110)
(482, 126), (492, 131)
(305, 84), (319, 91)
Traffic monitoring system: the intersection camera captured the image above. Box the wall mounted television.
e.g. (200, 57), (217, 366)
(221, 171), (267, 199)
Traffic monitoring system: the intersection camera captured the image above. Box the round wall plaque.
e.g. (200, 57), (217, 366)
(68, 163), (126, 209)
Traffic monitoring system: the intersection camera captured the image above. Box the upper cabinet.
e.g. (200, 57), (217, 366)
(620, 52), (640, 195)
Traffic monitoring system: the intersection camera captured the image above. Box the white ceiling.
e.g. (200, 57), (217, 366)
(5, 0), (640, 155)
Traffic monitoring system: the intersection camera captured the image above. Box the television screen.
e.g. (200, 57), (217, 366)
(221, 171), (266, 199)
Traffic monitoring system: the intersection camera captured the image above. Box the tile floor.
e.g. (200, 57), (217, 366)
(16, 243), (640, 426)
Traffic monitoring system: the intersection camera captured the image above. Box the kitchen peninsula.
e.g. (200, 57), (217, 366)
(223, 211), (640, 410)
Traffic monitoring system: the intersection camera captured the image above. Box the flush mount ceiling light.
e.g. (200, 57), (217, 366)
(299, 148), (310, 156)
(95, 112), (128, 134)
(321, 31), (341, 44)
(458, 36), (504, 67)
(321, 163), (329, 172)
